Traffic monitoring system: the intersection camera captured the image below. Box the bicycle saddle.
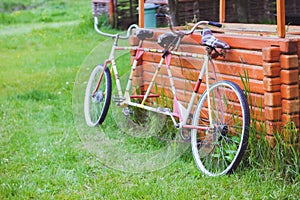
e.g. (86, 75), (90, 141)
(135, 29), (154, 40)
(201, 28), (230, 49)
(158, 32), (179, 48)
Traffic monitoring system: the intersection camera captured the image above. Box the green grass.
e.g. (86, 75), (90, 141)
(0, 1), (299, 199)
(0, 0), (89, 24)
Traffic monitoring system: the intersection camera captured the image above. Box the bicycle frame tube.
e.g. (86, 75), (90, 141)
(109, 35), (124, 97)
(206, 54), (213, 126)
(181, 55), (209, 125)
(92, 60), (110, 96)
(141, 57), (164, 105)
(110, 39), (146, 102)
(92, 35), (121, 96)
(124, 40), (143, 101)
(210, 58), (225, 123)
(179, 53), (216, 131)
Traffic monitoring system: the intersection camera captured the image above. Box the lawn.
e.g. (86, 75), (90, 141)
(0, 0), (299, 199)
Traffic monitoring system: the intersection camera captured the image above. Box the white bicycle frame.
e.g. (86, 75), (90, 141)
(103, 41), (213, 132)
(94, 16), (215, 132)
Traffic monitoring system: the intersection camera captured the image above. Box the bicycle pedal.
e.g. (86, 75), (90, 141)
(112, 95), (125, 103)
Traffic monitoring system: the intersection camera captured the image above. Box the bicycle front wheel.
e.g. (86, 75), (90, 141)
(84, 64), (112, 127)
(191, 80), (250, 176)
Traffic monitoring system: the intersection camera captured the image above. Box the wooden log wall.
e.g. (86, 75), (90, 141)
(129, 28), (300, 140)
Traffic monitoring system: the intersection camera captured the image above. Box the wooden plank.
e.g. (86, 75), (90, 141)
(178, 44), (264, 66)
(282, 99), (300, 114)
(142, 62), (264, 94)
(281, 84), (300, 99)
(139, 0), (144, 28)
(214, 61), (264, 80)
(276, 0), (286, 38)
(219, 0), (225, 23)
(141, 40), (264, 66)
(202, 23), (300, 36)
(264, 92), (281, 106)
(280, 55), (299, 69)
(222, 23), (278, 33)
(224, 49), (263, 66)
(108, 0), (114, 24)
(141, 55), (264, 80)
(265, 106), (282, 121)
(262, 47), (281, 62)
(263, 77), (281, 92)
(281, 69), (299, 84)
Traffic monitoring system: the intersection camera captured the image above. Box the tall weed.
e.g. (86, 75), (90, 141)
(240, 70), (300, 182)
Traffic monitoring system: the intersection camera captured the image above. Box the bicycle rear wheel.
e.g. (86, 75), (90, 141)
(191, 80), (250, 176)
(84, 64), (112, 127)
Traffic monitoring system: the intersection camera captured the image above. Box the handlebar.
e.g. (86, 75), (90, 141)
(94, 17), (139, 39)
(156, 14), (222, 36)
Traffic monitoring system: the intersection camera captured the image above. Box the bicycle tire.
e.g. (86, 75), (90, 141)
(191, 80), (250, 176)
(84, 64), (112, 127)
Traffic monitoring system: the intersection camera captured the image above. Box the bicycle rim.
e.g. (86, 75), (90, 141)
(84, 64), (111, 127)
(191, 80), (250, 176)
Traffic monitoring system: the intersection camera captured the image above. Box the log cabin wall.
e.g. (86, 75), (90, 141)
(129, 28), (300, 141)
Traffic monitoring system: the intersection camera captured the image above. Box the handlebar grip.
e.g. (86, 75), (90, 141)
(208, 21), (222, 28)
(156, 13), (166, 17)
